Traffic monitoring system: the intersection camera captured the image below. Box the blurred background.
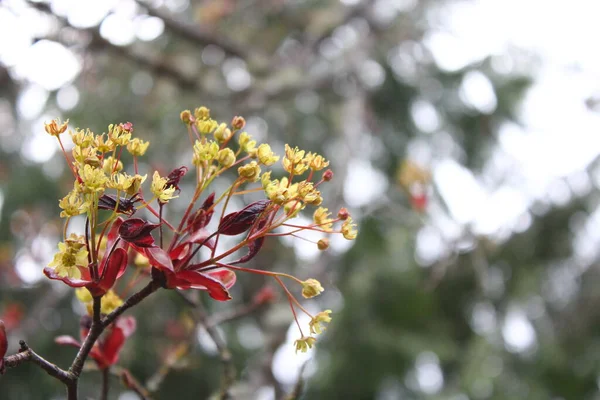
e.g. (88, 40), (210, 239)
(1, 0), (600, 399)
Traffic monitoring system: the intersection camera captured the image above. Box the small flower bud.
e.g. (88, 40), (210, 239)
(338, 207), (349, 220)
(323, 169), (334, 181)
(44, 118), (69, 136)
(317, 238), (329, 250)
(301, 278), (324, 299)
(231, 116), (245, 130)
(180, 110), (193, 124)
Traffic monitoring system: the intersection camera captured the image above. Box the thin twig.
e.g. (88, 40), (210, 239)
(195, 303), (235, 400)
(101, 367), (110, 400)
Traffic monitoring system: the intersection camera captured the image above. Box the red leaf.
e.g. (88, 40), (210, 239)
(188, 192), (215, 231)
(54, 335), (81, 348)
(119, 218), (159, 247)
(218, 200), (271, 236)
(229, 219), (267, 265)
(167, 270), (233, 301)
(166, 166), (188, 192)
(0, 320), (7, 359)
(101, 316), (136, 367)
(88, 248), (128, 297)
(143, 246), (174, 272)
(43, 266), (92, 287)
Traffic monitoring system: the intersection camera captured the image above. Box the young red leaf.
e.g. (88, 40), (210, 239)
(218, 200), (270, 236)
(229, 220), (267, 265)
(87, 248), (128, 297)
(188, 192), (215, 231)
(119, 218), (159, 247)
(166, 166), (188, 193)
(167, 270), (233, 301)
(101, 316), (136, 368)
(143, 246), (174, 272)
(0, 320), (7, 374)
(98, 195), (138, 215)
(54, 335), (82, 348)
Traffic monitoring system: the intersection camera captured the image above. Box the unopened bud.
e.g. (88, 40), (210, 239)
(317, 238), (329, 250)
(180, 110), (193, 124)
(323, 169), (334, 181)
(338, 207), (349, 220)
(231, 116), (246, 130)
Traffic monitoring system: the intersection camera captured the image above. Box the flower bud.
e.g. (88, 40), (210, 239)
(317, 238), (329, 250)
(337, 207), (349, 220)
(180, 110), (193, 124)
(231, 116), (245, 130)
(323, 169), (334, 181)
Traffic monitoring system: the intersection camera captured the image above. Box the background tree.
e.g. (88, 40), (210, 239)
(1, 0), (599, 399)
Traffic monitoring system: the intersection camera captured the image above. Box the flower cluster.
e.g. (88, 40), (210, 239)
(43, 106), (357, 355)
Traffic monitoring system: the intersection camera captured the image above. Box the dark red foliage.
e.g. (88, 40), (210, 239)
(166, 166), (188, 193)
(98, 194), (139, 215)
(118, 218), (159, 247)
(56, 316), (136, 370)
(0, 320), (7, 374)
(218, 200), (271, 236)
(187, 192), (215, 232)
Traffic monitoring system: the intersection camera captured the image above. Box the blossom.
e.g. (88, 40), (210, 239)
(313, 207), (333, 231)
(309, 310), (332, 334)
(44, 218), (129, 296)
(127, 138), (149, 156)
(301, 279), (324, 299)
(257, 144), (279, 166)
(342, 217), (358, 240)
(238, 161), (261, 182)
(294, 336), (316, 353)
(44, 118), (69, 136)
(151, 171), (178, 203)
(47, 234), (89, 280)
(58, 187), (88, 218)
(216, 148), (236, 167)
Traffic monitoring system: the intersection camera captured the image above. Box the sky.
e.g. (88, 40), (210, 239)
(2, 0), (600, 397)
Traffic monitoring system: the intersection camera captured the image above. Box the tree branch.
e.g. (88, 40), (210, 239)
(133, 0), (250, 60)
(3, 340), (73, 384)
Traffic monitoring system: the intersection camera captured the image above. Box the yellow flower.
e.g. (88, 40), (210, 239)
(298, 181), (322, 206)
(313, 207), (333, 231)
(151, 171), (178, 203)
(101, 290), (123, 314)
(127, 138), (150, 156)
(134, 252), (150, 268)
(47, 234), (89, 279)
(126, 174), (147, 196)
(238, 161), (261, 182)
(309, 310), (332, 334)
(294, 336), (317, 353)
(308, 153), (329, 171)
(301, 278), (324, 299)
(283, 144), (309, 175)
(193, 140), (219, 165)
(107, 172), (135, 192)
(95, 133), (116, 153)
(75, 287), (93, 304)
(196, 119), (219, 135)
(284, 199), (304, 218)
(108, 124), (131, 146)
(231, 116), (245, 130)
(44, 118), (69, 136)
(194, 106), (211, 120)
(58, 188), (88, 218)
(213, 123), (232, 142)
(70, 128), (95, 148)
(341, 217), (358, 240)
(80, 164), (108, 193)
(72, 145), (101, 167)
(216, 148), (236, 168)
(102, 156), (123, 175)
(238, 132), (256, 153)
(257, 144), (280, 166)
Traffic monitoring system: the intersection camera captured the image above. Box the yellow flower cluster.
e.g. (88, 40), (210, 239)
(47, 234), (88, 279)
(76, 288), (123, 315)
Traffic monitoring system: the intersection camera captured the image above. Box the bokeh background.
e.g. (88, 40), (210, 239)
(2, 0), (600, 399)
